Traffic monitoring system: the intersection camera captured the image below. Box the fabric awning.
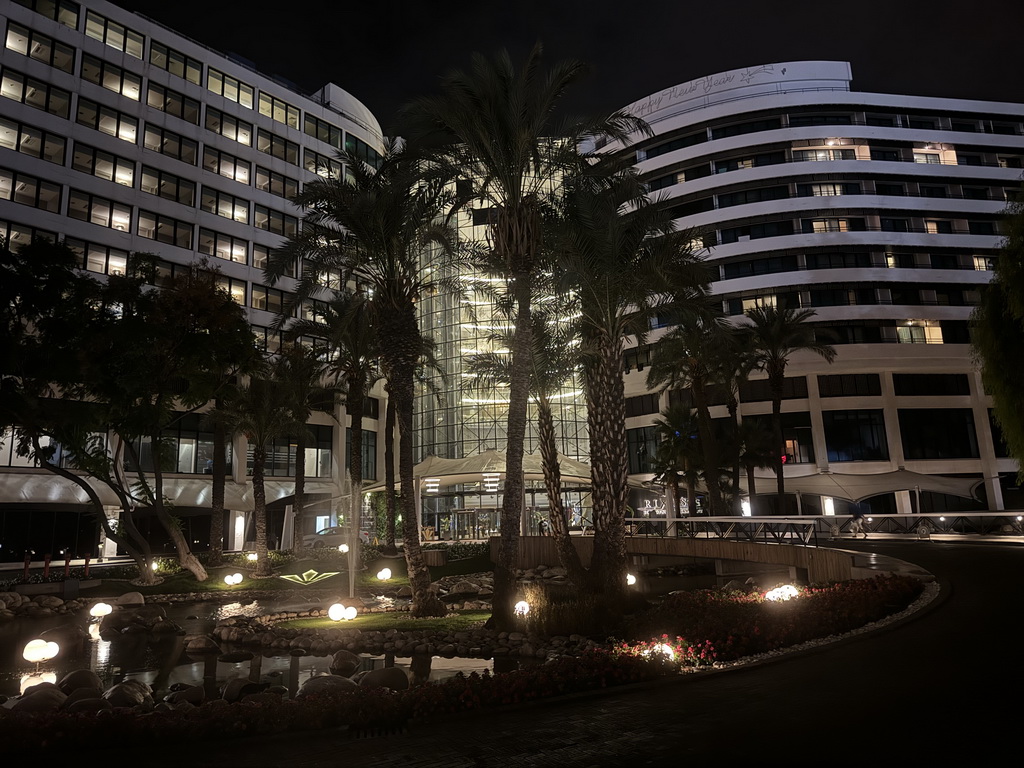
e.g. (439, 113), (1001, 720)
(743, 469), (981, 503)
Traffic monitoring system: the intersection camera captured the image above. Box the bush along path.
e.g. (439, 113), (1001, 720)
(0, 575), (925, 754)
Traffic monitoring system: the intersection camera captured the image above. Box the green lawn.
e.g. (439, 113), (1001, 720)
(278, 610), (491, 632)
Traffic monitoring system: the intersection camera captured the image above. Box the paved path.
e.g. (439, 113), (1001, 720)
(135, 540), (1024, 767)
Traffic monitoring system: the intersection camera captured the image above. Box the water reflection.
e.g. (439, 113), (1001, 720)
(0, 601), (528, 699)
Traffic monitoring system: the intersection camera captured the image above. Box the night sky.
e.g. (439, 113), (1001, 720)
(114, 0), (1024, 134)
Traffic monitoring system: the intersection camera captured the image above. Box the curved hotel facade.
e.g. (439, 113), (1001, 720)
(608, 61), (1022, 513)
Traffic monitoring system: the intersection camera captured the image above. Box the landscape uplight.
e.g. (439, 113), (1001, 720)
(338, 544), (349, 554)
(626, 573), (637, 586)
(376, 568), (392, 581)
(765, 585), (800, 602)
(514, 600), (530, 616)
(223, 573), (243, 586)
(89, 602), (112, 618)
(23, 639), (59, 664)
(247, 552), (258, 561)
(328, 603), (358, 621)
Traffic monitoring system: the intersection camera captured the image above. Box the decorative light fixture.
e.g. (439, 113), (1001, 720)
(482, 473), (500, 494)
(741, 500), (752, 517)
(151, 561), (159, 571)
(89, 602), (113, 618)
(247, 552), (258, 561)
(223, 573), (243, 585)
(424, 477), (440, 494)
(626, 573), (637, 586)
(514, 600), (530, 616)
(338, 544), (349, 554)
(376, 568), (392, 581)
(765, 585), (800, 602)
(23, 639), (59, 664)
(650, 643), (676, 660)
(279, 569), (340, 586)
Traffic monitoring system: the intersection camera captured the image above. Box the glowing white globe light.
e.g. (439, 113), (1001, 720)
(328, 603), (345, 621)
(151, 561), (158, 571)
(343, 606), (357, 620)
(765, 584), (800, 602)
(376, 568), (392, 581)
(224, 574), (234, 585)
(23, 639), (59, 663)
(232, 573), (243, 584)
(338, 544), (349, 554)
(626, 573), (637, 586)
(514, 600), (530, 616)
(247, 552), (258, 561)
(652, 643), (676, 660)
(89, 602), (113, 618)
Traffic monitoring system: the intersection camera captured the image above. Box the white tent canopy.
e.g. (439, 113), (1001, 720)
(741, 469), (981, 503)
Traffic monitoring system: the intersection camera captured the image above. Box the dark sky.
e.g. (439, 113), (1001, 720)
(115, 0), (1024, 134)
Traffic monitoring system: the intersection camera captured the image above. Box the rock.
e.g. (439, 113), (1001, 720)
(21, 681), (63, 699)
(450, 580), (480, 595)
(66, 698), (112, 714)
(34, 595), (64, 609)
(359, 666), (410, 691)
(220, 679), (265, 703)
(241, 692), (280, 706)
(329, 649), (361, 677)
(396, 585), (413, 598)
(13, 688), (67, 713)
(117, 592), (145, 606)
(58, 669), (103, 695)
(103, 681), (152, 708)
(164, 685), (204, 705)
(544, 567), (568, 578)
(296, 674), (359, 698)
(151, 618), (181, 634)
(185, 635), (221, 654)
(62, 687), (105, 708)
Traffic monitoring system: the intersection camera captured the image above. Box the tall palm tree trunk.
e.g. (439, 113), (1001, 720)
(383, 393), (397, 553)
(727, 395), (743, 515)
(252, 447), (271, 578)
(493, 273), (533, 630)
(691, 389), (726, 516)
(208, 398), (226, 566)
(770, 373), (786, 515)
(292, 430), (307, 551)
(537, 394), (588, 588)
(346, 383), (365, 554)
(685, 460), (698, 516)
(586, 338), (629, 602)
(384, 307), (445, 617)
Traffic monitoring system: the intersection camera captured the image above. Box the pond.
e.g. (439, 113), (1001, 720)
(0, 598), (504, 700)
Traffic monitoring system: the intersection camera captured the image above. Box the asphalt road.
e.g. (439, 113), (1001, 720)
(135, 539), (1024, 767)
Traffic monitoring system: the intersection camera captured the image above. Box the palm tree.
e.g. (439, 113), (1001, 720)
(273, 344), (338, 551)
(552, 165), (710, 599)
(746, 306), (836, 514)
(467, 310), (589, 588)
(401, 44), (649, 627)
(269, 141), (453, 617)
(287, 293), (378, 552)
(736, 417), (776, 514)
(216, 371), (302, 578)
(651, 404), (703, 518)
(647, 319), (733, 516)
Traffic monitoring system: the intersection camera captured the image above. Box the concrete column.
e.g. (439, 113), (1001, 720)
(970, 370), (1004, 510)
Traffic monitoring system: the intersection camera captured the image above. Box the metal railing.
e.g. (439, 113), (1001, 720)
(623, 512), (1024, 546)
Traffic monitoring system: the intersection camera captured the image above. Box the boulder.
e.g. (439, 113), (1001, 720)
(58, 669), (103, 695)
(329, 649), (361, 677)
(65, 698), (112, 714)
(297, 674), (359, 698)
(220, 679), (265, 703)
(34, 595), (64, 609)
(450, 580), (480, 595)
(185, 635), (221, 654)
(164, 685), (204, 705)
(12, 688), (66, 713)
(395, 585), (413, 598)
(103, 680), (152, 708)
(62, 687), (105, 708)
(117, 592), (145, 606)
(358, 666), (410, 691)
